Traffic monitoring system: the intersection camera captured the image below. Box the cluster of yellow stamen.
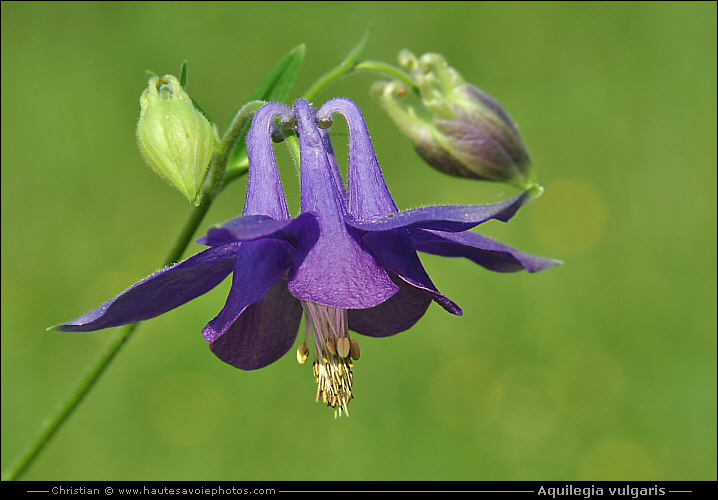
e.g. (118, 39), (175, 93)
(312, 353), (354, 417)
(298, 303), (361, 417)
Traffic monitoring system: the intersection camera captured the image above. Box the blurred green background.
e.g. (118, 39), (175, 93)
(2, 1), (716, 481)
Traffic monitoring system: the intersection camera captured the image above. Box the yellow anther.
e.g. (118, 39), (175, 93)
(312, 356), (353, 416)
(296, 342), (309, 364)
(349, 339), (360, 360)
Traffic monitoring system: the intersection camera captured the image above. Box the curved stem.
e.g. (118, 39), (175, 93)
(303, 59), (418, 103)
(208, 100), (265, 198)
(302, 62), (355, 103)
(1, 102), (261, 482)
(353, 60), (419, 94)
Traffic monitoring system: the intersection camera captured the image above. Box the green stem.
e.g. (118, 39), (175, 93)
(2, 225), (198, 482)
(302, 62), (355, 103)
(209, 100), (265, 198)
(284, 134), (301, 167)
(1, 102), (261, 482)
(221, 155), (249, 191)
(353, 60), (419, 94)
(2, 324), (139, 482)
(303, 59), (417, 103)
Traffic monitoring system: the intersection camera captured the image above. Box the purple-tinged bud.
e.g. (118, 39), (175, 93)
(136, 75), (214, 205)
(372, 51), (536, 190)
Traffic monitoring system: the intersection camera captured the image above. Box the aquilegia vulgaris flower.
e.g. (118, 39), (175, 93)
(54, 98), (559, 416)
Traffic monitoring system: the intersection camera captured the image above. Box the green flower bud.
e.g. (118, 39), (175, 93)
(372, 51), (535, 190)
(136, 75), (214, 205)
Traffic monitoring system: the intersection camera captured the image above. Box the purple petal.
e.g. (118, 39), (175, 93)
(202, 238), (295, 344)
(288, 226), (399, 309)
(52, 245), (237, 332)
(361, 230), (462, 315)
(244, 102), (295, 218)
(209, 278), (302, 370)
(318, 98), (398, 218)
(345, 191), (532, 233)
(289, 99), (398, 308)
(410, 228), (562, 273)
(348, 273), (431, 337)
(197, 211), (318, 247)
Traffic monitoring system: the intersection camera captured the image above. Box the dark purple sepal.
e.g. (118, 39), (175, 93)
(345, 191), (531, 233)
(202, 238), (295, 344)
(52, 245), (237, 332)
(361, 229), (462, 315)
(209, 278), (302, 370)
(348, 273), (432, 337)
(197, 211), (318, 247)
(410, 228), (562, 273)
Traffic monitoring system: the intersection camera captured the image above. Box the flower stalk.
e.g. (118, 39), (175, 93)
(301, 28), (416, 102)
(1, 98), (264, 482)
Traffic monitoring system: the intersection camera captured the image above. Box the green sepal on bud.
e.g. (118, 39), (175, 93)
(136, 75), (214, 205)
(372, 51), (537, 190)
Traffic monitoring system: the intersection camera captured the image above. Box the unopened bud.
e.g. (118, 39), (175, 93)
(136, 75), (214, 205)
(372, 51), (535, 190)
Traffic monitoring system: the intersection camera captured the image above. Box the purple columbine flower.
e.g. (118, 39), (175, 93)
(54, 98), (559, 417)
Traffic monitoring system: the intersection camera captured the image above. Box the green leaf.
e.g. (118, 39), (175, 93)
(301, 28), (373, 103)
(227, 44), (306, 166)
(249, 43), (306, 103)
(342, 26), (372, 70)
(179, 60), (188, 87)
(178, 60), (212, 123)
